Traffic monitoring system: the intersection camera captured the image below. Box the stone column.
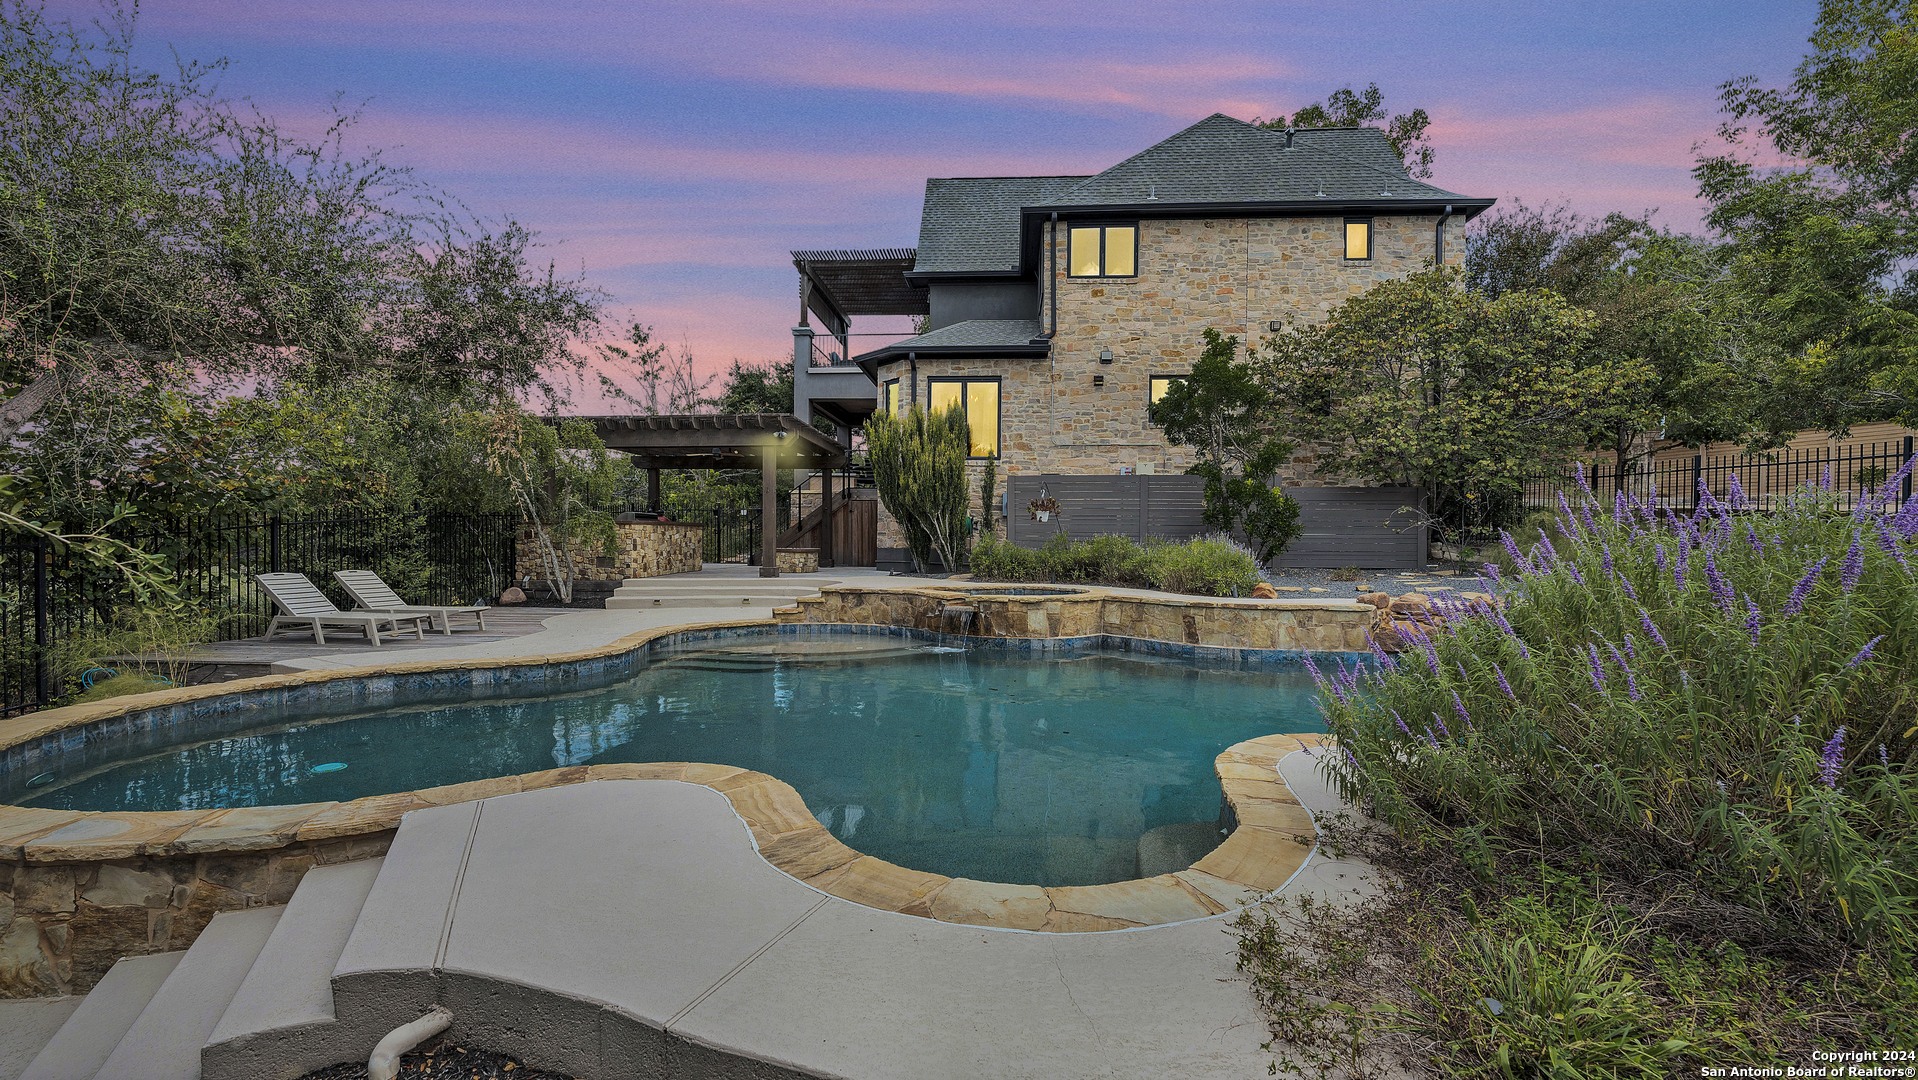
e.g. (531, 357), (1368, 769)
(791, 325), (815, 427)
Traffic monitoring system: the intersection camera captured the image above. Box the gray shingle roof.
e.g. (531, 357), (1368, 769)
(913, 176), (1088, 273)
(886, 319), (1043, 349)
(1036, 114), (1465, 208)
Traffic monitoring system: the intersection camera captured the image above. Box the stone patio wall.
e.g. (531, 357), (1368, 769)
(515, 519), (702, 583)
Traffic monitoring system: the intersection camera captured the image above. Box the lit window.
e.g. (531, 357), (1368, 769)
(1068, 224), (1139, 277)
(927, 378), (1000, 458)
(1344, 218), (1371, 260)
(1149, 375), (1186, 405)
(882, 379), (900, 416)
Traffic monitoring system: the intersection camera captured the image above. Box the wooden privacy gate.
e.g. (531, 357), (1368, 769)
(1006, 474), (1209, 546)
(1005, 475), (1427, 570)
(777, 487), (879, 566)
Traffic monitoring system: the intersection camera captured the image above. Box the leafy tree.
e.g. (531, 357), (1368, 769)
(1257, 82), (1434, 178)
(1465, 204), (1758, 484)
(709, 357), (793, 414)
(482, 410), (626, 603)
(865, 404), (969, 575)
(1147, 329), (1301, 561)
(0, 2), (609, 449)
(1257, 270), (1640, 527)
(1696, 0), (1918, 429)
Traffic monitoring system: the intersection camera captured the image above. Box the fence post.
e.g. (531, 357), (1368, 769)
(33, 536), (49, 708)
(1905, 436), (1914, 504)
(1691, 454), (1702, 512)
(269, 516), (283, 574)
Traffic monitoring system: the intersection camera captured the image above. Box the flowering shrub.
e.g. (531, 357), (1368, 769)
(1319, 466), (1918, 951)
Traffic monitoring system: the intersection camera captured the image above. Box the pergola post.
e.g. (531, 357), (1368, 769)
(761, 444), (780, 577)
(646, 467), (661, 514)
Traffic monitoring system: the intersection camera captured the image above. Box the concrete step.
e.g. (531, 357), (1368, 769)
(1, 996), (82, 1080)
(606, 594), (819, 610)
(611, 578), (839, 594)
(91, 908), (282, 1080)
(18, 953), (181, 1080)
(201, 859), (386, 1080)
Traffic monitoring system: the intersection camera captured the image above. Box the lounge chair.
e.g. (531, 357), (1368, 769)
(255, 573), (429, 646)
(334, 569), (491, 635)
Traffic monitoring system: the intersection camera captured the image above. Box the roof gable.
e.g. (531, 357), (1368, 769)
(913, 175), (1089, 273)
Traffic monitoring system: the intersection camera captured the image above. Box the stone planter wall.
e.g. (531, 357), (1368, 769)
(515, 519), (702, 583)
(775, 548), (819, 574)
(773, 584), (1373, 655)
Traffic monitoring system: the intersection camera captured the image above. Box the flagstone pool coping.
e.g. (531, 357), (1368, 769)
(0, 610), (1342, 935)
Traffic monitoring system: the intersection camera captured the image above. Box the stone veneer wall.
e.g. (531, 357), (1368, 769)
(516, 519), (702, 583)
(776, 584), (1372, 653)
(877, 213), (1458, 487)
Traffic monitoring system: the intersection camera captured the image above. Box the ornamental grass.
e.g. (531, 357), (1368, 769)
(1317, 465), (1918, 953)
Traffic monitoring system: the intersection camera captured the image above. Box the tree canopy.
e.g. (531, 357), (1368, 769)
(1257, 82), (1434, 178)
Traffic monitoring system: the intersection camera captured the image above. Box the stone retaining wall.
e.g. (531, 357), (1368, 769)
(515, 519), (702, 583)
(775, 583), (1373, 654)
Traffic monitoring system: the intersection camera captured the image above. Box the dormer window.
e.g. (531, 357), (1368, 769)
(1343, 218), (1372, 261)
(1068, 224), (1137, 277)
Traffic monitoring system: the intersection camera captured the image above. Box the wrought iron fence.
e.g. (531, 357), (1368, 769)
(1523, 437), (1917, 515)
(649, 495), (795, 565)
(0, 511), (518, 717)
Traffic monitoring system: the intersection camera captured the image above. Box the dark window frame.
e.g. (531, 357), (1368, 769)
(924, 375), (1003, 460)
(881, 378), (900, 417)
(1147, 374), (1189, 422)
(1067, 222), (1141, 279)
(1343, 217), (1374, 262)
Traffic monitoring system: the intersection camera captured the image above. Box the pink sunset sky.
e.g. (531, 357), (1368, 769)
(67, 0), (1821, 404)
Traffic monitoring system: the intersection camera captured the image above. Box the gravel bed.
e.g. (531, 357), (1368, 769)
(299, 1041), (574, 1080)
(1263, 565), (1496, 599)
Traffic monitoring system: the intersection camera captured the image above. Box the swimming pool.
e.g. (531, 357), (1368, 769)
(14, 638), (1324, 886)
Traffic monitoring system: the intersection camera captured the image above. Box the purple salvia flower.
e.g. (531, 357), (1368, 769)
(1881, 743), (1890, 768)
(1566, 562), (1586, 586)
(1743, 595), (1762, 646)
(1727, 472), (1746, 511)
(1614, 490), (1629, 524)
(1705, 552), (1735, 614)
(1536, 529), (1559, 564)
(1366, 631), (1391, 667)
(1639, 609), (1668, 649)
(1672, 550), (1688, 591)
(1457, 661), (1469, 683)
(1578, 502), (1599, 539)
(1845, 635), (1885, 669)
(1418, 628), (1441, 672)
(1841, 533), (1864, 593)
(1500, 531), (1532, 573)
(1894, 494), (1918, 541)
(1819, 726), (1846, 789)
(1452, 690), (1470, 731)
(1422, 726), (1441, 752)
(1745, 524), (1763, 555)
(1301, 654), (1326, 685)
(1482, 561), (1503, 585)
(1822, 463), (1832, 490)
(1621, 633), (1636, 660)
(1556, 492), (1574, 526)
(1493, 663), (1514, 701)
(1600, 544), (1615, 576)
(1392, 708), (1411, 737)
(1782, 556), (1828, 616)
(1653, 544), (1668, 571)
(1432, 710), (1450, 738)
(1586, 643), (1607, 693)
(1618, 572), (1639, 602)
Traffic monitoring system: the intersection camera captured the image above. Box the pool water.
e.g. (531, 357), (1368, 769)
(19, 640), (1325, 886)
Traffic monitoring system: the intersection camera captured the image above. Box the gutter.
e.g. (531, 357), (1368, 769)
(1031, 211), (1059, 345)
(1435, 204), (1456, 267)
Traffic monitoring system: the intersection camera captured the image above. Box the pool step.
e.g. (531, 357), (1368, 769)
(604, 577), (840, 610)
(18, 953), (181, 1080)
(93, 907), (282, 1080)
(201, 858), (386, 1080)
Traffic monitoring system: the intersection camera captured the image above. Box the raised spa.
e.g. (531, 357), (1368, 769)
(13, 637), (1324, 887)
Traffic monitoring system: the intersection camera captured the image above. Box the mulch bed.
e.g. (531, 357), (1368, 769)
(298, 1040), (574, 1080)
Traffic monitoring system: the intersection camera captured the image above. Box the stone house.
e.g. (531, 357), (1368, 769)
(789, 114), (1493, 569)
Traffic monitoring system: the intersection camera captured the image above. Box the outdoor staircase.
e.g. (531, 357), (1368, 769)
(19, 859), (386, 1080)
(603, 572), (841, 610)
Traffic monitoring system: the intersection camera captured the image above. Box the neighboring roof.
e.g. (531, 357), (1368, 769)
(1034, 114), (1467, 209)
(913, 176), (1088, 274)
(853, 319), (1046, 377)
(791, 249), (926, 317)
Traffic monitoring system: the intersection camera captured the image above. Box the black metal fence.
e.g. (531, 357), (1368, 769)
(0, 511), (518, 717)
(1523, 437), (1917, 514)
(641, 495), (795, 565)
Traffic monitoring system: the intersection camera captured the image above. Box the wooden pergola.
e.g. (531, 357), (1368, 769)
(578, 414), (849, 577)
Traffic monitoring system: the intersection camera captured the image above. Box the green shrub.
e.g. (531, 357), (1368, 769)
(1319, 478), (1918, 953)
(967, 533), (1260, 596)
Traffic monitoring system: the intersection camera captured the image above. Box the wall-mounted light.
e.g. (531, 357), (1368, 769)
(1098, 348), (1113, 364)
(1092, 374), (1106, 388)
(1267, 320), (1282, 333)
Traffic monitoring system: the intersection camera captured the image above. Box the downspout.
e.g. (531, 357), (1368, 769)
(1435, 204), (1455, 268)
(1040, 211), (1058, 445)
(909, 352), (918, 406)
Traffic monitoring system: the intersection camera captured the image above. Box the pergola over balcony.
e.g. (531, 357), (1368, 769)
(580, 413), (847, 576)
(790, 249), (924, 430)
